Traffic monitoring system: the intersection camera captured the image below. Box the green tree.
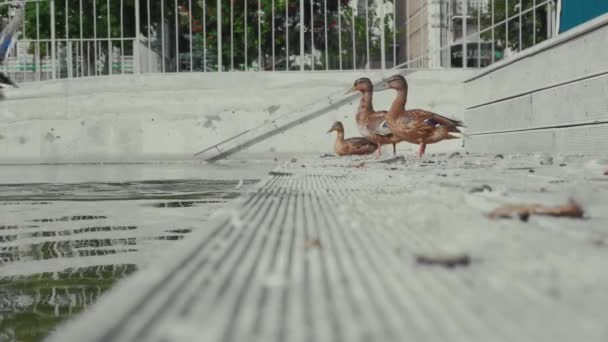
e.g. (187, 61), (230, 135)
(2, 0), (395, 73)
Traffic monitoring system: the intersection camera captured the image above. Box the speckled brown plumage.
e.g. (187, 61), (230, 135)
(327, 121), (378, 156)
(347, 78), (402, 156)
(379, 74), (464, 157)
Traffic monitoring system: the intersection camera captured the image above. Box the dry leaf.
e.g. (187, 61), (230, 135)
(488, 199), (584, 221)
(305, 238), (321, 249)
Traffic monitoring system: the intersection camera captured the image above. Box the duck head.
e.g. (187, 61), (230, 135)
(344, 77), (373, 94)
(375, 74), (408, 92)
(327, 121), (344, 133)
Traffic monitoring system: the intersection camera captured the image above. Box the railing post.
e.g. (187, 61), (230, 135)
(477, 1), (481, 67)
(217, 0), (222, 71)
(379, 0), (385, 70)
(405, 0), (409, 68)
(50, 0), (56, 79)
(462, 0), (467, 69)
(134, 0), (141, 74)
(299, 0), (304, 71)
(491, 0), (495, 63)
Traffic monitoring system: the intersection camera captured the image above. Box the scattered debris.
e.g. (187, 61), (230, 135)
(538, 156), (554, 165)
(604, 170), (608, 176)
(559, 163), (567, 167)
(488, 199), (584, 221)
(415, 253), (471, 268)
(448, 152), (461, 158)
(269, 171), (293, 177)
(495, 154), (504, 159)
(351, 162), (366, 168)
(290, 158), (298, 163)
(592, 238), (606, 247)
(529, 169), (535, 173)
(301, 164), (306, 168)
(469, 185), (492, 193)
(305, 238), (322, 249)
(235, 179), (244, 189)
(438, 173), (448, 177)
(320, 154), (335, 158)
(378, 156), (406, 164)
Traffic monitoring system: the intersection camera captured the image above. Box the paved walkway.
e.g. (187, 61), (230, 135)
(50, 153), (608, 342)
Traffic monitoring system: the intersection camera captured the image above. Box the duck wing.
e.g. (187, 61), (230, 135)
(345, 137), (375, 146)
(365, 110), (392, 136)
(402, 109), (464, 133)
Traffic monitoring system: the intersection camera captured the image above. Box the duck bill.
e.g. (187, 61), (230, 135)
(327, 128), (334, 134)
(344, 86), (356, 95)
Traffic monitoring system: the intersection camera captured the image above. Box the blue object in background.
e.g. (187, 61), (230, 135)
(559, 0), (608, 32)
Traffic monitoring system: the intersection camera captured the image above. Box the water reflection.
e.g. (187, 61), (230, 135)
(0, 178), (258, 341)
(0, 264), (137, 342)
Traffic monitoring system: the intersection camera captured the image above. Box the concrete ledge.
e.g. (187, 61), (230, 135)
(0, 70), (472, 164)
(467, 122), (608, 155)
(464, 12), (608, 108)
(464, 12), (608, 154)
(466, 73), (608, 134)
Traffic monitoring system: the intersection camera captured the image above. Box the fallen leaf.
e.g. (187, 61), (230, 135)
(488, 199), (584, 221)
(415, 253), (471, 268)
(604, 170), (608, 176)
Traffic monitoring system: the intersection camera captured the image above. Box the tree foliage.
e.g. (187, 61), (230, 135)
(3, 0), (395, 72)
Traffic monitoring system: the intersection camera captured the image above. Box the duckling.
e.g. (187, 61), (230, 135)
(345, 77), (401, 156)
(376, 74), (464, 157)
(327, 121), (378, 156)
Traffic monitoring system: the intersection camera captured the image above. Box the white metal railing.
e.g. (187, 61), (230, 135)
(0, 0), (558, 83)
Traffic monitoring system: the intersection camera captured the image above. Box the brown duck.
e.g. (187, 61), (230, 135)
(327, 121), (378, 156)
(345, 77), (401, 156)
(377, 74), (464, 157)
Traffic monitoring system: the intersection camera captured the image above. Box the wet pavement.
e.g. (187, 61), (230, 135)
(0, 162), (270, 341)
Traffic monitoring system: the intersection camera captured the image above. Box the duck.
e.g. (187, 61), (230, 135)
(376, 74), (464, 157)
(327, 121), (378, 156)
(345, 77), (401, 157)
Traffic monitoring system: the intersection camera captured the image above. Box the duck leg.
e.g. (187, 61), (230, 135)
(376, 144), (382, 157)
(418, 143), (427, 158)
(392, 143), (397, 155)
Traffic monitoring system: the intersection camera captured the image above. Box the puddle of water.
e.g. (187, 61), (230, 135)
(0, 264), (137, 342)
(0, 173), (263, 341)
